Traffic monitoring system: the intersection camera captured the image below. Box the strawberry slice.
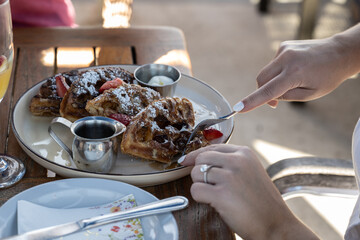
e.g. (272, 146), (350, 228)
(109, 113), (132, 126)
(99, 78), (124, 93)
(0, 55), (6, 67)
(55, 75), (69, 97)
(203, 128), (223, 141)
(0, 55), (7, 73)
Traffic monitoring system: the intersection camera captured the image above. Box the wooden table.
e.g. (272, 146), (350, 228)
(0, 27), (234, 239)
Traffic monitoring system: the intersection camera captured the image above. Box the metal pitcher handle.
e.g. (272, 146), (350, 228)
(48, 117), (73, 159)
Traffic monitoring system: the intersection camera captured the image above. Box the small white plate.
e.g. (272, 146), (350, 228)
(11, 65), (234, 186)
(0, 178), (179, 239)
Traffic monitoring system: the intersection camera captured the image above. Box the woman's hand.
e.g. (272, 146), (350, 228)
(237, 25), (360, 112)
(180, 144), (318, 239)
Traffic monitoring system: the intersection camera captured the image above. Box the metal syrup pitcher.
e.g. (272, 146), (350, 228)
(48, 116), (125, 173)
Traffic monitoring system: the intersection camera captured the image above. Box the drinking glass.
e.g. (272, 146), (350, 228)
(0, 0), (25, 188)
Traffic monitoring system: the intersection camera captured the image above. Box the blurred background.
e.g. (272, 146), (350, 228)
(73, 0), (360, 239)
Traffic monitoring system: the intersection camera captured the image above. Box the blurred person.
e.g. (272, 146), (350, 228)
(179, 23), (360, 239)
(10, 0), (76, 27)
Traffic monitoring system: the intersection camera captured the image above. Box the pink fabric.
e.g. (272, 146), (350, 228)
(10, 0), (76, 27)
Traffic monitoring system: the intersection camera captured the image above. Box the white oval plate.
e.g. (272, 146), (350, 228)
(11, 65), (234, 186)
(0, 178), (178, 239)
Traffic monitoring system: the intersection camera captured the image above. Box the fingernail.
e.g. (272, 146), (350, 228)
(178, 155), (186, 164)
(233, 101), (244, 112)
(269, 104), (277, 109)
(268, 100), (278, 109)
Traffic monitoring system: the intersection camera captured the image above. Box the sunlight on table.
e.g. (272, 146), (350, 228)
(40, 48), (55, 67)
(154, 50), (192, 74)
(234, 197), (356, 240)
(303, 195), (356, 237)
(252, 139), (312, 165)
(252, 138), (356, 238)
(41, 48), (95, 68)
(57, 48), (95, 68)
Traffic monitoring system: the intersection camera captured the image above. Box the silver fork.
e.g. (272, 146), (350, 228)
(180, 110), (238, 156)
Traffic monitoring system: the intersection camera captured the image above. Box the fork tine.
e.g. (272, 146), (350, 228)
(180, 118), (226, 156)
(198, 118), (227, 130)
(178, 110), (238, 158)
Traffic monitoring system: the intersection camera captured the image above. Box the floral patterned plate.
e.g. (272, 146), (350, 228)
(18, 194), (143, 239)
(0, 178), (178, 239)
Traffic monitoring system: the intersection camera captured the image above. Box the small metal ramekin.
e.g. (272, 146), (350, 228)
(134, 63), (181, 97)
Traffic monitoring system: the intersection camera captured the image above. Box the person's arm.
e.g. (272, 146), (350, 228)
(179, 144), (319, 240)
(236, 23), (360, 112)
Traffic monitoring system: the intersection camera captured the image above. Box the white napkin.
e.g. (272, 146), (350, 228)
(17, 194), (144, 240)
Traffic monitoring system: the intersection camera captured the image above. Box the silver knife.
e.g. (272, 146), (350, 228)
(2, 196), (188, 240)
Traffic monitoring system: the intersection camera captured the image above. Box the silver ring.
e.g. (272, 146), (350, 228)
(200, 164), (214, 184)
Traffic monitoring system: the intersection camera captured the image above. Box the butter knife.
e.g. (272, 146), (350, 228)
(3, 196), (188, 240)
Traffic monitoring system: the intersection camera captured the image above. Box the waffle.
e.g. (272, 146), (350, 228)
(121, 97), (209, 163)
(85, 83), (161, 117)
(29, 67), (135, 120)
(59, 67), (135, 121)
(29, 71), (78, 116)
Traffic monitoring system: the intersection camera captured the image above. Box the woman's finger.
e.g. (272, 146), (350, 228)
(190, 182), (218, 205)
(191, 165), (225, 184)
(179, 144), (240, 166)
(256, 59), (282, 89)
(240, 73), (292, 112)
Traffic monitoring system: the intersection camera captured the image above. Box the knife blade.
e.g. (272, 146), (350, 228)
(3, 196), (188, 240)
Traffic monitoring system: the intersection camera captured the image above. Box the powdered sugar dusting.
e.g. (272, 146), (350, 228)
(153, 100), (169, 117)
(110, 84), (161, 116)
(136, 97), (188, 136)
(150, 121), (160, 132)
(121, 97), (209, 162)
(73, 71), (101, 95)
(147, 106), (157, 118)
(165, 125), (177, 134)
(73, 67), (135, 97)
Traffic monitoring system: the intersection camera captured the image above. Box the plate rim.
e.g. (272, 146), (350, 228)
(11, 64), (234, 177)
